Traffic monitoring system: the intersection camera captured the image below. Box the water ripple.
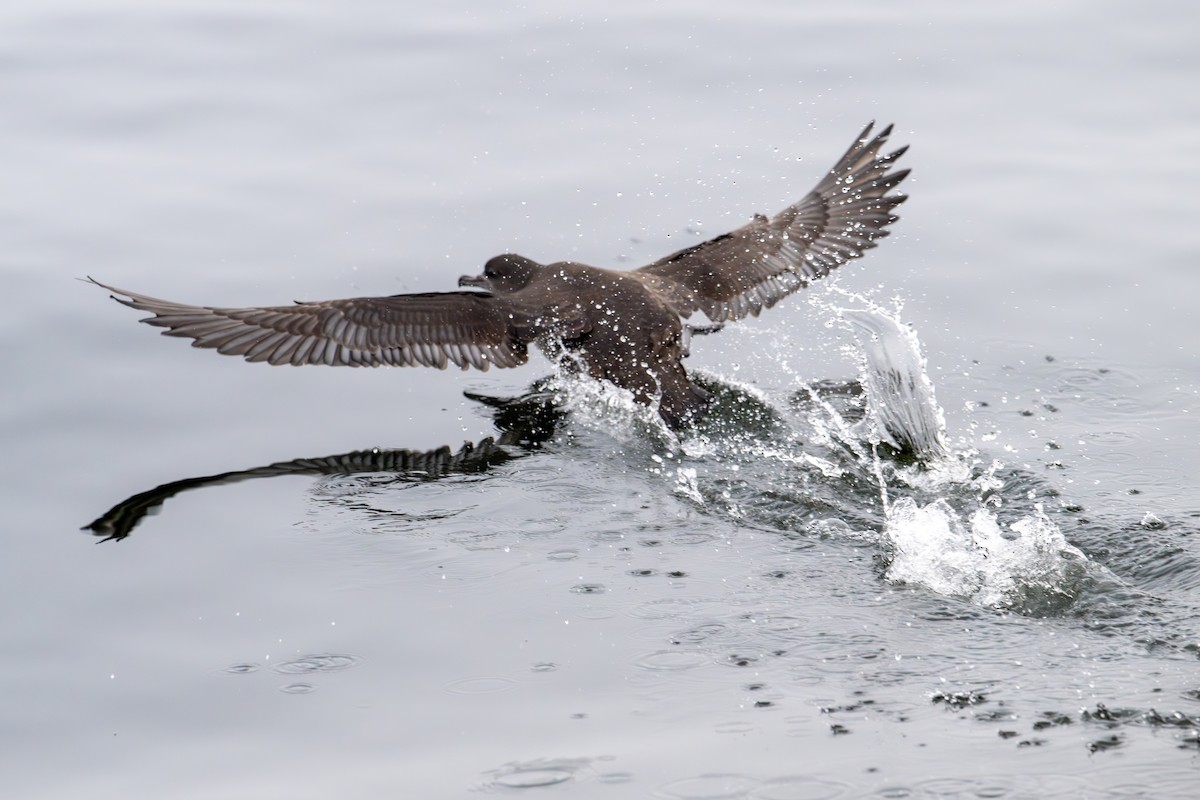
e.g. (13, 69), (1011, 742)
(633, 650), (709, 671)
(272, 653), (362, 675)
(443, 676), (516, 695)
(657, 773), (759, 799)
(279, 683), (315, 695)
(220, 662), (260, 675)
(486, 757), (593, 789)
(751, 777), (851, 800)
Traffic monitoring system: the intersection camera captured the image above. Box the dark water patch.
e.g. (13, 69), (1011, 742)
(944, 696), (1200, 756)
(976, 707), (1019, 723)
(1053, 508), (1200, 657)
(723, 653), (760, 668)
(931, 689), (988, 710)
(1084, 516), (1200, 594)
(1087, 734), (1123, 753)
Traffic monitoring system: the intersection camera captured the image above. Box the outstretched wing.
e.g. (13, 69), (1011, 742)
(637, 122), (909, 323)
(89, 278), (531, 370)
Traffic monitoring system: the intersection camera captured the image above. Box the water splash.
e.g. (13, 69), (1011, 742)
(885, 497), (1088, 610)
(542, 372), (677, 446)
(841, 303), (948, 460)
(828, 294), (1090, 612)
(537, 295), (1093, 613)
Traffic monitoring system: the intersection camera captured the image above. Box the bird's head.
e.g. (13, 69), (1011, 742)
(459, 254), (541, 294)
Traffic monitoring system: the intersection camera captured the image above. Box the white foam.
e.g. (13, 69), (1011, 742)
(884, 498), (1087, 609)
(546, 372), (676, 444)
(818, 296), (1089, 610)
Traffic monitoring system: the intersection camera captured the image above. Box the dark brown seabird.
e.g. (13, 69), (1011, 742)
(89, 122), (909, 430)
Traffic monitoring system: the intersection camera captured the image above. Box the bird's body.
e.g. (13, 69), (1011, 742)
(90, 122), (909, 430)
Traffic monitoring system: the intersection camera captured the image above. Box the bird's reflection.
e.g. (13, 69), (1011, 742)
(83, 385), (566, 542)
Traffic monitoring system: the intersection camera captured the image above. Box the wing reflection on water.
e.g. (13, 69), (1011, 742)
(83, 387), (565, 542)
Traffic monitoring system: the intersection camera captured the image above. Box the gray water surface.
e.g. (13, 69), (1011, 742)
(4, 2), (1200, 797)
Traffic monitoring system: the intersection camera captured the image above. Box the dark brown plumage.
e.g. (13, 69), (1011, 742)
(90, 122), (909, 430)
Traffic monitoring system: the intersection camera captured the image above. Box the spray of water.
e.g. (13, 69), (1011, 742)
(829, 292), (1089, 611)
(539, 291), (1091, 612)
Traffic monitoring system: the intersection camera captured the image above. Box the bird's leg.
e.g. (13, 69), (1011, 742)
(680, 321), (724, 358)
(685, 322), (724, 336)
